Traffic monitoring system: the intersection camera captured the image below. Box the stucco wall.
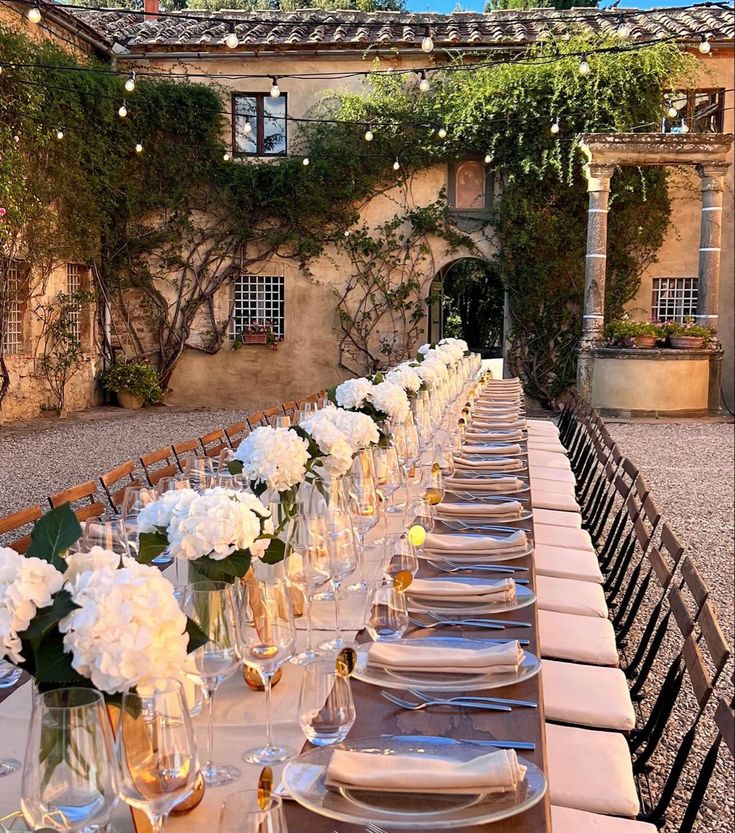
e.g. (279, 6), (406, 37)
(629, 47), (734, 412)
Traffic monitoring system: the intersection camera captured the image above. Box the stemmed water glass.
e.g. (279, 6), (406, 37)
(286, 515), (332, 665)
(116, 681), (198, 833)
(184, 457), (212, 491)
(419, 463), (445, 507)
(79, 517), (133, 557)
(319, 494), (358, 653)
(154, 477), (191, 496)
(122, 484), (173, 566)
(237, 574), (297, 764)
(180, 581), (241, 787)
(22, 688), (119, 831)
(372, 444), (403, 515)
(219, 790), (288, 833)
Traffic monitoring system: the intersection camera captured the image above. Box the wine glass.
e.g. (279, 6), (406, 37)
(116, 681), (198, 833)
(22, 688), (119, 831)
(0, 660), (21, 777)
(154, 477), (192, 496)
(297, 402), (318, 424)
(372, 444), (403, 515)
(344, 470), (379, 555)
(382, 532), (418, 583)
(285, 516), (332, 665)
(79, 518), (132, 556)
(271, 414), (291, 429)
(406, 495), (436, 540)
(420, 463), (445, 507)
(180, 581), (241, 787)
(297, 658), (356, 746)
(219, 790), (288, 833)
(184, 457), (212, 491)
(319, 500), (358, 653)
(123, 485), (173, 567)
(237, 574), (297, 764)
(366, 582), (409, 642)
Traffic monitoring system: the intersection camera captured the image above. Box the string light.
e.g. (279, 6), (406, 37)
(225, 23), (239, 49)
(55, 128), (64, 140)
(124, 71), (136, 93)
(26, 5), (41, 23)
(437, 126), (447, 139)
(135, 142), (143, 153)
(550, 117), (560, 134)
(242, 121), (252, 135)
(223, 150), (232, 161)
(118, 102), (127, 118)
(699, 34), (711, 54)
(302, 156), (310, 166)
(418, 70), (430, 93)
(393, 158), (401, 171)
(364, 127), (374, 142)
(680, 119), (690, 133)
(484, 152), (492, 164)
(666, 102), (679, 119)
(421, 27), (434, 53)
(579, 55), (591, 75)
(270, 76), (280, 98)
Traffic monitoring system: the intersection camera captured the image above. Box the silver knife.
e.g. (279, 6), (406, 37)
(381, 734), (536, 751)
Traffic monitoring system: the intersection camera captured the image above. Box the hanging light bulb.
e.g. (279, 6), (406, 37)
(418, 70), (430, 93)
(270, 77), (280, 98)
(550, 117), (560, 135)
(437, 126), (447, 139)
(343, 230), (350, 237)
(223, 151), (232, 161)
(118, 102), (128, 118)
(302, 156), (310, 166)
(666, 102), (678, 120)
(0, 66), (3, 76)
(364, 127), (374, 142)
(124, 71), (136, 93)
(484, 152), (492, 164)
(27, 6), (42, 24)
(680, 120), (690, 134)
(421, 28), (434, 53)
(243, 120), (252, 135)
(55, 129), (64, 140)
(393, 158), (401, 171)
(699, 34), (711, 54)
(579, 55), (591, 76)
(616, 18), (631, 40)
(135, 142), (143, 153)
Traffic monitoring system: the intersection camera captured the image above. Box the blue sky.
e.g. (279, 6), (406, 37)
(406, 0), (706, 13)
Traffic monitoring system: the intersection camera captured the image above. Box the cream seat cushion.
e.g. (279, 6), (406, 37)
(539, 609), (619, 666)
(528, 441), (568, 455)
(527, 419), (560, 434)
(535, 544), (603, 584)
(546, 723), (639, 817)
(542, 660), (635, 731)
(534, 523), (594, 553)
(528, 451), (571, 470)
(532, 489), (580, 513)
(536, 575), (608, 618)
(551, 806), (656, 833)
(533, 507), (582, 529)
(530, 467), (576, 485)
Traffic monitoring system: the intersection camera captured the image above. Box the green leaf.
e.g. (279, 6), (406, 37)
(227, 460), (244, 475)
(33, 632), (89, 686)
(18, 590), (78, 643)
(26, 504), (81, 569)
(185, 617), (210, 653)
(138, 530), (169, 564)
(326, 386), (338, 405)
(261, 537), (286, 565)
(186, 550), (252, 583)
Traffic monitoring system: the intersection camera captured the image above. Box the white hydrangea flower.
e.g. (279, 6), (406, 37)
(0, 547), (64, 664)
(234, 426), (309, 492)
(328, 408), (380, 450)
(300, 415), (354, 478)
(417, 343), (433, 358)
(385, 364), (422, 394)
(168, 487), (271, 563)
(60, 560), (190, 694)
(369, 380), (411, 423)
(335, 377), (373, 410)
(136, 488), (198, 534)
(64, 547), (125, 583)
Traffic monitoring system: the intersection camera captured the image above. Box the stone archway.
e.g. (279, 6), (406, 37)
(576, 132), (733, 412)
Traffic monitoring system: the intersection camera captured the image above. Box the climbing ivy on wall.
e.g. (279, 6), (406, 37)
(0, 26), (693, 407)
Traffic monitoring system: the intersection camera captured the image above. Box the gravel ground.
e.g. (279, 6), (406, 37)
(606, 421), (734, 833)
(0, 411), (732, 830)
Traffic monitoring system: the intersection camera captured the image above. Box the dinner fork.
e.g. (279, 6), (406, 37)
(426, 558), (528, 574)
(407, 689), (538, 709)
(365, 824), (390, 833)
(428, 612), (533, 628)
(381, 691), (512, 712)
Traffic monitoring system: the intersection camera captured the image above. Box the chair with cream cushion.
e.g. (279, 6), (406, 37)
(538, 609), (619, 666)
(532, 485), (580, 513)
(533, 507), (582, 529)
(528, 450), (571, 470)
(535, 544), (604, 583)
(528, 439), (567, 454)
(531, 466), (577, 485)
(546, 722), (639, 817)
(536, 575), (608, 618)
(542, 660), (635, 731)
(551, 806), (656, 833)
(534, 523), (594, 552)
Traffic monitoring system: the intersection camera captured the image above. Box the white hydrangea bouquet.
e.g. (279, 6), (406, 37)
(137, 485), (274, 582)
(328, 373), (412, 440)
(0, 505), (207, 700)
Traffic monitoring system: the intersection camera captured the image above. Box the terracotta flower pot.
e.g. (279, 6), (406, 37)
(634, 335), (657, 349)
(669, 335), (705, 349)
(117, 390), (145, 409)
(243, 333), (268, 344)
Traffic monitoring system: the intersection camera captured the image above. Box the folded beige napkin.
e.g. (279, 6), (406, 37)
(367, 638), (523, 674)
(423, 529), (528, 555)
(462, 443), (523, 456)
(475, 406), (521, 416)
(447, 475), (524, 492)
(455, 456), (523, 472)
(436, 500), (523, 520)
(407, 576), (517, 604)
(326, 747), (527, 795)
(465, 430), (524, 443)
(469, 419), (527, 430)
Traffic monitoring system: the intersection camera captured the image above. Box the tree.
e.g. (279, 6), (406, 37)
(486, 0), (598, 10)
(443, 259), (505, 351)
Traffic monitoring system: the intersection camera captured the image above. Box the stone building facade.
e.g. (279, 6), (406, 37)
(1, 4), (733, 418)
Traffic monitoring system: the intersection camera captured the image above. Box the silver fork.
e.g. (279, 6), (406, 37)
(426, 558), (528, 574)
(366, 824), (390, 833)
(408, 688), (537, 709)
(409, 616), (503, 630)
(428, 612), (533, 628)
(381, 691), (512, 712)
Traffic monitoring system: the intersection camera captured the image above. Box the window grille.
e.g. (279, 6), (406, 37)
(652, 277), (698, 322)
(66, 263), (85, 340)
(231, 273), (285, 340)
(1, 260), (24, 355)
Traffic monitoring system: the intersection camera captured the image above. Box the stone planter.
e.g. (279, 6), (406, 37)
(670, 335), (705, 349)
(117, 390), (145, 410)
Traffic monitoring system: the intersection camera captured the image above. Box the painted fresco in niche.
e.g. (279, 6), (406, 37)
(455, 161), (486, 210)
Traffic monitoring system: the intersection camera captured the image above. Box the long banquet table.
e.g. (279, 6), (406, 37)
(0, 387), (554, 833)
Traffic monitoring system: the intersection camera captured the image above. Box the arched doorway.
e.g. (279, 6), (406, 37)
(428, 258), (507, 375)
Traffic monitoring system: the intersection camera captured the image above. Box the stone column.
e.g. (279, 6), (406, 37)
(577, 163), (616, 401)
(696, 161), (729, 411)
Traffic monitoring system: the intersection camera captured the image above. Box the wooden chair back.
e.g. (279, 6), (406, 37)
(224, 422), (248, 449)
(48, 481), (105, 522)
(172, 438), (200, 469)
(199, 429), (228, 459)
(100, 461), (142, 512)
(246, 411), (266, 430)
(140, 446), (179, 486)
(0, 505), (44, 553)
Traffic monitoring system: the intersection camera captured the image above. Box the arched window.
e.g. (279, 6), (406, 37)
(455, 161), (486, 210)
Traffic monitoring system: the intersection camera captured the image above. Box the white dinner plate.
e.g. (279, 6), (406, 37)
(406, 579), (536, 615)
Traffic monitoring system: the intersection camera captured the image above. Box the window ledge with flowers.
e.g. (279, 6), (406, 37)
(233, 322), (281, 351)
(603, 316), (714, 351)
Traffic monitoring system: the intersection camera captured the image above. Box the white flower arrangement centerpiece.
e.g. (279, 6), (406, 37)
(0, 505), (208, 700)
(328, 374), (411, 443)
(137, 485), (274, 582)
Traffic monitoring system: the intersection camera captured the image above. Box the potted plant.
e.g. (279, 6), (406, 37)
(99, 360), (163, 409)
(660, 318), (711, 349)
(604, 318), (662, 349)
(234, 321), (280, 350)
